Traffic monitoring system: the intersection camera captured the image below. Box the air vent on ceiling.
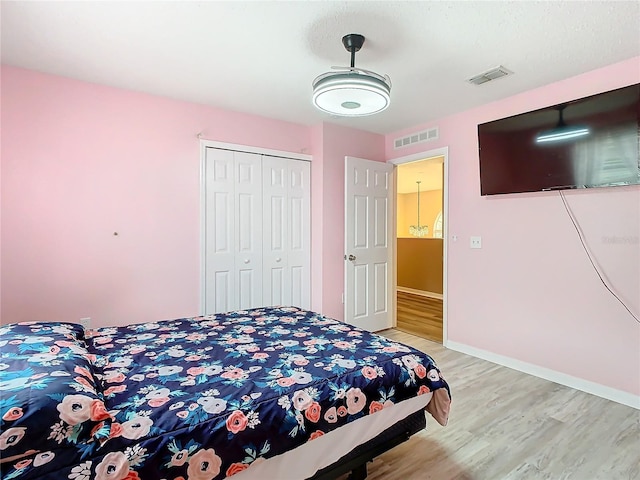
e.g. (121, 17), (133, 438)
(394, 127), (439, 149)
(468, 65), (513, 86)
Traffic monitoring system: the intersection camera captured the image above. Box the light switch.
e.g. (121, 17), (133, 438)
(470, 236), (482, 249)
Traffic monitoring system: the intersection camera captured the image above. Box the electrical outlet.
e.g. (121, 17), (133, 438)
(80, 317), (91, 329)
(470, 236), (482, 249)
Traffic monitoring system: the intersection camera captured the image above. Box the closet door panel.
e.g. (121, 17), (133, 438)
(290, 265), (304, 308)
(262, 156), (289, 306)
(214, 271), (233, 313)
(269, 267), (285, 306)
(205, 148), (236, 313)
(238, 269), (259, 310)
(234, 152), (263, 310)
(287, 159), (311, 309)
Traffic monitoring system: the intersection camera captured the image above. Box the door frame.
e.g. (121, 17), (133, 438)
(388, 146), (449, 346)
(199, 139), (312, 315)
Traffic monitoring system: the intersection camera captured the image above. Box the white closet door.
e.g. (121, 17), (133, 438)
(205, 148), (309, 314)
(287, 159), (311, 309)
(262, 156), (310, 309)
(205, 149), (262, 314)
(204, 148), (236, 313)
(234, 152), (263, 310)
(262, 156), (288, 306)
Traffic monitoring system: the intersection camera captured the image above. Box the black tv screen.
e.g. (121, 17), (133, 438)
(478, 83), (640, 196)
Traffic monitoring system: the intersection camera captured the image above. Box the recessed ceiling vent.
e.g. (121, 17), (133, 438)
(468, 65), (513, 86)
(394, 127), (439, 149)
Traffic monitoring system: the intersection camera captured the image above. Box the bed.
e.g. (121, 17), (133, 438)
(0, 306), (450, 479)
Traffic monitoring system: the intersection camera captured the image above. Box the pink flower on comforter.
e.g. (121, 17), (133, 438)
(95, 452), (137, 480)
(57, 394), (93, 425)
(225, 410), (248, 434)
(187, 448), (222, 480)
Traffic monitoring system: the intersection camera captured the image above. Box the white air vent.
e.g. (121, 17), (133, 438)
(468, 65), (513, 86)
(394, 127), (439, 149)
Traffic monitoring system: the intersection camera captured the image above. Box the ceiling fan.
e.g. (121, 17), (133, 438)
(312, 34), (392, 117)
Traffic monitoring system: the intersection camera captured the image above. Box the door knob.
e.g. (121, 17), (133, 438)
(243, 259), (250, 264)
(348, 254), (356, 261)
(276, 257), (282, 263)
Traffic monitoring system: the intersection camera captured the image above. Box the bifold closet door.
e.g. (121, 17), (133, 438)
(204, 148), (263, 314)
(262, 156), (311, 309)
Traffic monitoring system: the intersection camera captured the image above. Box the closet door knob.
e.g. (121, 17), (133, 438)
(276, 257), (282, 263)
(243, 259), (250, 264)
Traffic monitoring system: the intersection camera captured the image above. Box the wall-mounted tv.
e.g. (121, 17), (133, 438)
(478, 83), (640, 196)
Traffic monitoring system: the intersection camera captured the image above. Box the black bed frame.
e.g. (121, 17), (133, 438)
(308, 409), (427, 480)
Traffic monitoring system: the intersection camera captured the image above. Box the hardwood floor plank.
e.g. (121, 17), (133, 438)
(503, 462), (555, 480)
(335, 329), (640, 480)
(396, 291), (443, 343)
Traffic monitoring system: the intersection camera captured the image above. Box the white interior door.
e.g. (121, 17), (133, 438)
(344, 156), (393, 331)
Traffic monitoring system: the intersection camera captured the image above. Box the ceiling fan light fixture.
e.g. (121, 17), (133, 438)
(312, 34), (391, 117)
(312, 71), (391, 116)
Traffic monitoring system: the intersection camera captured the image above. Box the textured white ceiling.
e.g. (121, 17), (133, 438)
(2, 1), (639, 135)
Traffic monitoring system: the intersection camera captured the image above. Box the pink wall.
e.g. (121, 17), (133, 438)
(386, 57), (640, 397)
(2, 58), (638, 400)
(1, 65), (310, 326)
(315, 122), (386, 320)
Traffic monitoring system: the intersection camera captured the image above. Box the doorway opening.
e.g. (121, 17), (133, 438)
(390, 147), (448, 345)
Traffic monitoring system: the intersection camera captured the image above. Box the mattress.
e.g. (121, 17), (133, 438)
(232, 391), (433, 479)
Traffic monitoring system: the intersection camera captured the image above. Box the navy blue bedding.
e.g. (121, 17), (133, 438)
(0, 306), (450, 479)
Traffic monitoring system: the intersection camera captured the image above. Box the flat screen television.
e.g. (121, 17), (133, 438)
(478, 83), (640, 196)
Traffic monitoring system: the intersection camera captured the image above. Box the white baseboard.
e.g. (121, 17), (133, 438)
(397, 287), (443, 300)
(446, 340), (640, 410)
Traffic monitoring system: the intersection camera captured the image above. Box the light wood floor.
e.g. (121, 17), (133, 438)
(396, 291), (443, 343)
(338, 329), (640, 480)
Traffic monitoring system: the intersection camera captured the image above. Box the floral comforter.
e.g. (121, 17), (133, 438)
(0, 306), (450, 480)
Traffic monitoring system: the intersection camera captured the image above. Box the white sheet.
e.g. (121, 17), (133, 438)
(231, 392), (433, 480)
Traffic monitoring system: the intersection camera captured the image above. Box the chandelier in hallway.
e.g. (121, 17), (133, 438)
(409, 181), (429, 237)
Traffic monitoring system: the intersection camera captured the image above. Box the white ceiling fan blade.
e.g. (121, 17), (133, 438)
(327, 66), (392, 87)
(331, 66), (385, 76)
